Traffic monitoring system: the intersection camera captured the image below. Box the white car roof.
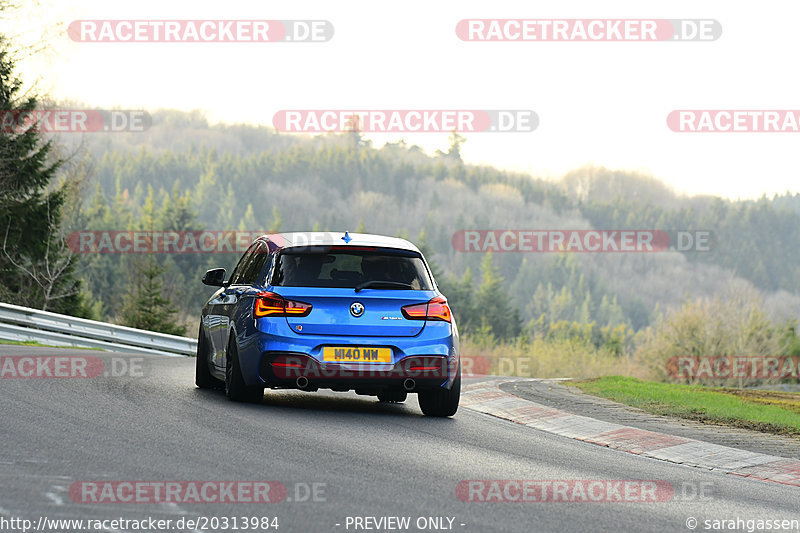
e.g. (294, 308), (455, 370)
(261, 232), (421, 253)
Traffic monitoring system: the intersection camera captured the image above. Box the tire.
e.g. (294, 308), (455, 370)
(225, 336), (263, 403)
(418, 364), (460, 417)
(377, 390), (407, 403)
(195, 325), (223, 389)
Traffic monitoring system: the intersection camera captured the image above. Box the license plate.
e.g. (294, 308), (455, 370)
(322, 346), (392, 363)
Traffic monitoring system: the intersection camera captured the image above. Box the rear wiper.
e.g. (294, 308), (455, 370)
(354, 280), (414, 292)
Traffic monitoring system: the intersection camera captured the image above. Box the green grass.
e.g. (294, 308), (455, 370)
(0, 339), (102, 350)
(571, 376), (800, 436)
(0, 339), (48, 346)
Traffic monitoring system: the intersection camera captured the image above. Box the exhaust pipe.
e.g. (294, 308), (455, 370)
(403, 378), (416, 391)
(296, 376), (309, 389)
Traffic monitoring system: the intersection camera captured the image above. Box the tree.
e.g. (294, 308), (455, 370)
(344, 113), (365, 149)
(439, 268), (478, 332)
(446, 130), (466, 162)
(119, 257), (186, 335)
(0, 36), (87, 314)
(415, 229), (442, 281)
(436, 130), (466, 162)
(475, 252), (522, 341)
(634, 286), (787, 385)
(268, 206), (282, 232)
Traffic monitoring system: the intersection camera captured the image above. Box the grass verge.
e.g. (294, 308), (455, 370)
(570, 376), (800, 437)
(0, 339), (102, 350)
(0, 339), (48, 346)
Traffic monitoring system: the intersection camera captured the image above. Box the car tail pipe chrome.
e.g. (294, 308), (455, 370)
(403, 378), (416, 391)
(296, 376), (309, 389)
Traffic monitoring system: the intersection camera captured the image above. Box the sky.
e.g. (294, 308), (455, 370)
(3, 0), (799, 200)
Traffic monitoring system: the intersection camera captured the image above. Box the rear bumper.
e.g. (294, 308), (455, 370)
(237, 318), (459, 390)
(260, 353), (451, 392)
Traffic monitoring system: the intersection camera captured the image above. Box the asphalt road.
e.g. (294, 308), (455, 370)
(1, 347), (799, 533)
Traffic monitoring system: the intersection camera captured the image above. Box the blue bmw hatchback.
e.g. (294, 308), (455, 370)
(195, 232), (461, 417)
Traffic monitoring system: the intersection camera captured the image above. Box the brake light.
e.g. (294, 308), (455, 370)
(400, 302), (427, 320)
(401, 296), (451, 322)
(254, 292), (312, 317)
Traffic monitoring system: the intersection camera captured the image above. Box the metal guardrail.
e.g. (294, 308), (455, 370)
(0, 302), (196, 357)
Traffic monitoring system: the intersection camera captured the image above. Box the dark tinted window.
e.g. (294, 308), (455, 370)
(227, 245), (256, 286)
(229, 241), (271, 285)
(240, 242), (271, 285)
(272, 246), (433, 289)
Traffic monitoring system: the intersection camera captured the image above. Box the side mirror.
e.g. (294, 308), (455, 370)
(202, 268), (227, 287)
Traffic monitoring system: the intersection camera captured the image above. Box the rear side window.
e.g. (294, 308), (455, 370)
(272, 246), (433, 289)
(227, 246), (256, 286)
(230, 241), (271, 285)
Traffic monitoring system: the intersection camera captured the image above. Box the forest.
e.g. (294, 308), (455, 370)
(6, 104), (800, 381)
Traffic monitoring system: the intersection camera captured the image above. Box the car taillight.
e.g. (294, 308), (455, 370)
(401, 296), (451, 323)
(254, 292), (312, 317)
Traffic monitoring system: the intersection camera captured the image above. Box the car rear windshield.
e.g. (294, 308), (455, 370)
(271, 246), (434, 290)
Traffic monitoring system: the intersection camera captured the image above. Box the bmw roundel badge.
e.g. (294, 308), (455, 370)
(350, 302), (365, 317)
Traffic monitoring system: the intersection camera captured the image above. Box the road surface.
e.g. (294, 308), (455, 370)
(1, 347), (798, 532)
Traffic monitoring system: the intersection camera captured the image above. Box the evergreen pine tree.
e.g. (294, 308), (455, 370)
(0, 37), (86, 314)
(120, 257), (186, 335)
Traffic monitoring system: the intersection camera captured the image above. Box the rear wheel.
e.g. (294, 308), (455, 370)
(195, 325), (222, 389)
(418, 364), (460, 417)
(225, 336), (263, 403)
(377, 390), (407, 403)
